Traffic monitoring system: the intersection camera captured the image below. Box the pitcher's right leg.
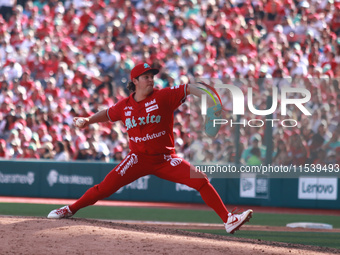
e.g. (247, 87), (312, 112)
(70, 153), (142, 213)
(48, 153), (143, 218)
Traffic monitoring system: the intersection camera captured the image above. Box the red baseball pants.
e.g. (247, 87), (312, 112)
(70, 152), (229, 222)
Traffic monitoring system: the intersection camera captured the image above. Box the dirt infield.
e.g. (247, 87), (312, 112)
(1, 216), (339, 255)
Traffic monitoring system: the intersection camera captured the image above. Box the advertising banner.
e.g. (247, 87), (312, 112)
(240, 173), (269, 199)
(298, 177), (338, 200)
(0, 160), (339, 209)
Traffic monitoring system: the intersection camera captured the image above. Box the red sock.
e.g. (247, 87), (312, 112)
(69, 185), (103, 213)
(199, 182), (229, 222)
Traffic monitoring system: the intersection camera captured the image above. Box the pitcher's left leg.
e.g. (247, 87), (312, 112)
(154, 155), (229, 222)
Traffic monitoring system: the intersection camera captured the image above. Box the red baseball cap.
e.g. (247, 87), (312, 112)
(130, 63), (159, 80)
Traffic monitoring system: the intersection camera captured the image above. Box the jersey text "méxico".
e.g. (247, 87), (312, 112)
(125, 114), (161, 131)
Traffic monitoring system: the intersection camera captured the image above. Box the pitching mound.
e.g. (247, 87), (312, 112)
(0, 216), (338, 255)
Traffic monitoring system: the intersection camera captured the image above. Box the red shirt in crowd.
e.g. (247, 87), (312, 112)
(264, 0), (283, 15)
(44, 58), (59, 76)
(36, 20), (54, 40)
(91, 0), (106, 12)
(45, 87), (60, 99)
(331, 11), (340, 31)
(20, 80), (34, 91)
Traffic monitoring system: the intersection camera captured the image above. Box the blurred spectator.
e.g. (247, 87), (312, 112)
(20, 69), (34, 91)
(39, 142), (54, 159)
(3, 58), (23, 81)
(0, 111), (17, 140)
(273, 139), (289, 165)
(54, 141), (69, 161)
(75, 141), (91, 160)
(313, 148), (328, 166)
(241, 134), (266, 165)
(98, 43), (121, 73)
(323, 129), (340, 152)
(94, 73), (115, 98)
(0, 0), (15, 21)
(309, 130), (326, 161)
(26, 143), (40, 159)
(287, 134), (308, 165)
(0, 138), (8, 158)
(95, 141), (110, 162)
(112, 145), (124, 161)
(246, 147), (262, 166)
(9, 138), (22, 158)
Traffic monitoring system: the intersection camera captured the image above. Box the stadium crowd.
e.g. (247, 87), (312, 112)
(0, 0), (339, 166)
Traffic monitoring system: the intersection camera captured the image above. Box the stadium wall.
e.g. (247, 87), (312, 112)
(0, 160), (339, 209)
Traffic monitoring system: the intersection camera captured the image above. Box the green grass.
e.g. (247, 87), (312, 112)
(187, 229), (340, 250)
(1, 202), (340, 250)
(2, 203), (340, 228)
(245, 212), (340, 228)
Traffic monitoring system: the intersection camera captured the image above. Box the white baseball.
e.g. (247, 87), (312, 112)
(76, 118), (85, 127)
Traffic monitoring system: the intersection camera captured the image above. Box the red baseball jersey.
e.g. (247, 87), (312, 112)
(107, 84), (188, 155)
